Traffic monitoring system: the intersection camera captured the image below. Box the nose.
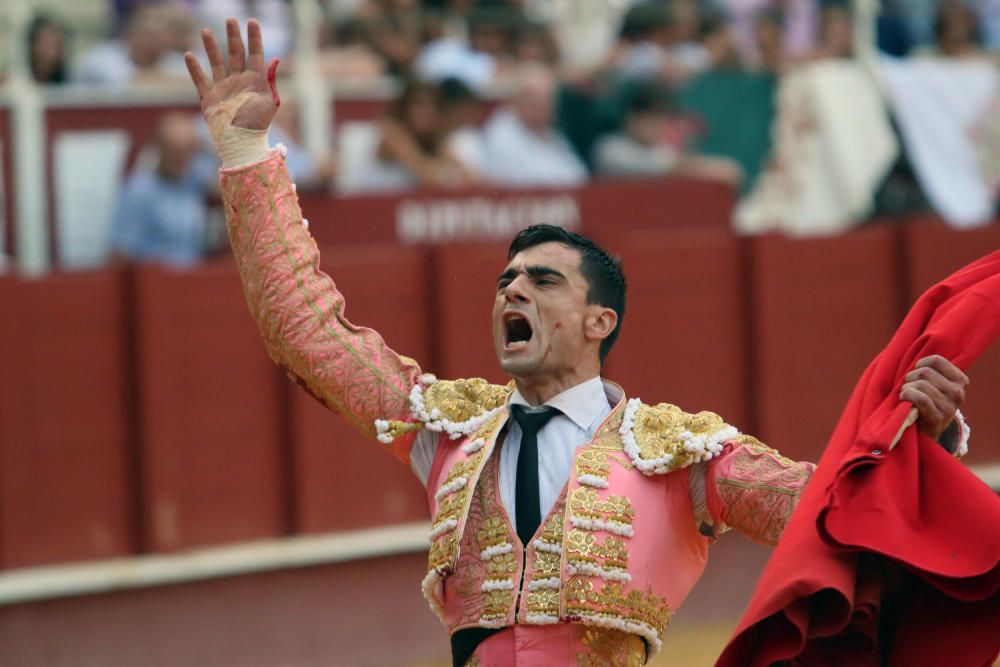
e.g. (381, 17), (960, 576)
(504, 274), (531, 304)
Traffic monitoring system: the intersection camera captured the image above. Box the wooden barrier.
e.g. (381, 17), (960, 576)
(605, 228), (750, 431)
(132, 260), (287, 552)
(0, 271), (135, 567)
(749, 226), (903, 461)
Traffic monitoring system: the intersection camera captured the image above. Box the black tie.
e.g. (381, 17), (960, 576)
(511, 405), (560, 546)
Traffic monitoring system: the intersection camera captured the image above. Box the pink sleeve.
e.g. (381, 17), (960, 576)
(702, 436), (816, 545)
(220, 150), (423, 462)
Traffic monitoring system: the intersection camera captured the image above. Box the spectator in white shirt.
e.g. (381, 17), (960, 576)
(440, 77), (487, 179)
(482, 64), (588, 187)
(593, 84), (743, 186)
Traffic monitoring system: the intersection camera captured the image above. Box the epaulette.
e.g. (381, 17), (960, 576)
(410, 375), (511, 440)
(619, 399), (739, 474)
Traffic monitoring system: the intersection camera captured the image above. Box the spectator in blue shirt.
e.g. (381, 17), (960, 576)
(109, 112), (214, 267)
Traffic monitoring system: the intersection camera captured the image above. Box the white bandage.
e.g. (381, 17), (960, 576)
(206, 91), (272, 168)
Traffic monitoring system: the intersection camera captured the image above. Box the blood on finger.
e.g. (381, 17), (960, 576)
(267, 59), (281, 107)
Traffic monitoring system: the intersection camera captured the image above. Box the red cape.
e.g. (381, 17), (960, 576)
(717, 250), (1000, 667)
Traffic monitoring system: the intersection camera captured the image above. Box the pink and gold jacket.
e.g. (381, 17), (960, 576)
(221, 150), (816, 662)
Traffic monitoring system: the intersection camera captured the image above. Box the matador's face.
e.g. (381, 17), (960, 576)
(492, 242), (596, 380)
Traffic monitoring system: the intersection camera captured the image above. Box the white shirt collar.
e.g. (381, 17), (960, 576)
(509, 376), (610, 431)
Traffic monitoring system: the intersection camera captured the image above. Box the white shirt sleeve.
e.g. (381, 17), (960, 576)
(408, 428), (441, 487)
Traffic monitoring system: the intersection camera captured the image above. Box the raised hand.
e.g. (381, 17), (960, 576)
(184, 18), (278, 132)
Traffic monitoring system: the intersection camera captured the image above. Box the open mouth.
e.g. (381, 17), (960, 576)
(503, 312), (534, 350)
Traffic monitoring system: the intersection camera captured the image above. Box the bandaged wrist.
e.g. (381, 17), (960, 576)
(206, 90), (272, 168)
(218, 125), (271, 168)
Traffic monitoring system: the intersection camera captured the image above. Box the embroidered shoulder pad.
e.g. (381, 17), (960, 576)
(619, 399), (739, 475)
(410, 375), (511, 440)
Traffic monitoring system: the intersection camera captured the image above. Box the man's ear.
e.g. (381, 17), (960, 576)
(585, 307), (618, 344)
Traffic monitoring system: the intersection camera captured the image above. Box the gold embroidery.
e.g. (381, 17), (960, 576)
(576, 628), (647, 667)
(476, 517), (509, 551)
(464, 657), (480, 667)
(569, 488), (635, 526)
(566, 531), (630, 573)
(567, 529), (599, 563)
(436, 492), (466, 523)
(533, 551), (561, 577)
(482, 589), (513, 617)
(632, 402), (734, 469)
(486, 551), (517, 578)
(444, 455), (481, 486)
(523, 490), (567, 619)
(474, 454), (518, 626)
(716, 441), (813, 545)
(565, 578), (673, 640)
(576, 450), (612, 480)
(429, 531), (459, 570)
(526, 589), (560, 615)
(421, 378), (509, 424)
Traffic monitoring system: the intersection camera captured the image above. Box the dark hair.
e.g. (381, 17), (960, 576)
(626, 83), (673, 116)
(619, 4), (671, 41)
(508, 224), (626, 363)
(27, 13), (69, 84)
(438, 77), (477, 106)
(388, 79), (443, 154)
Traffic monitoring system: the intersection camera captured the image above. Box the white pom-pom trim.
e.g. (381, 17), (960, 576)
(421, 569), (446, 623)
(523, 613), (560, 625)
(462, 438), (486, 454)
(570, 613), (663, 655)
(428, 518), (458, 540)
(291, 182), (297, 193)
(569, 515), (635, 538)
(275, 142), (288, 157)
(302, 217), (309, 230)
(481, 579), (515, 592)
(620, 397), (737, 475)
(409, 382), (506, 441)
(478, 615), (507, 628)
(532, 540), (562, 554)
(955, 409), (970, 458)
(567, 562), (632, 583)
(526, 577), (560, 590)
(434, 476), (468, 502)
(578, 474), (610, 489)
(480, 542), (514, 561)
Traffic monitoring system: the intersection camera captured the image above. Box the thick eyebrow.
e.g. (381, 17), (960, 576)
(496, 265), (567, 286)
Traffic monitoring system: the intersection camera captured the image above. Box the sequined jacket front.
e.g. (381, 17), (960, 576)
(220, 150), (816, 660)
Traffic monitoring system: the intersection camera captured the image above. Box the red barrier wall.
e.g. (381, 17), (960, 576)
(0, 271), (134, 567)
(132, 261), (287, 552)
(750, 227), (903, 461)
(605, 229), (750, 430)
(300, 177), (733, 247)
(288, 245), (431, 534)
(431, 242), (510, 384)
(1, 219), (998, 572)
(903, 220), (1000, 463)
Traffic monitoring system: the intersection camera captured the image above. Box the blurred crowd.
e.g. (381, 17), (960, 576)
(10, 0), (1000, 266)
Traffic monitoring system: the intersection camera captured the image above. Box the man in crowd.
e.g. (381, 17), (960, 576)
(109, 112), (215, 266)
(481, 63), (588, 187)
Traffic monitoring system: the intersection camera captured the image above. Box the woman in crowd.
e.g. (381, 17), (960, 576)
(370, 79), (477, 189)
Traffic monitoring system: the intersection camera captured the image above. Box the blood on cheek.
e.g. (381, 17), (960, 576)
(540, 322), (561, 362)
